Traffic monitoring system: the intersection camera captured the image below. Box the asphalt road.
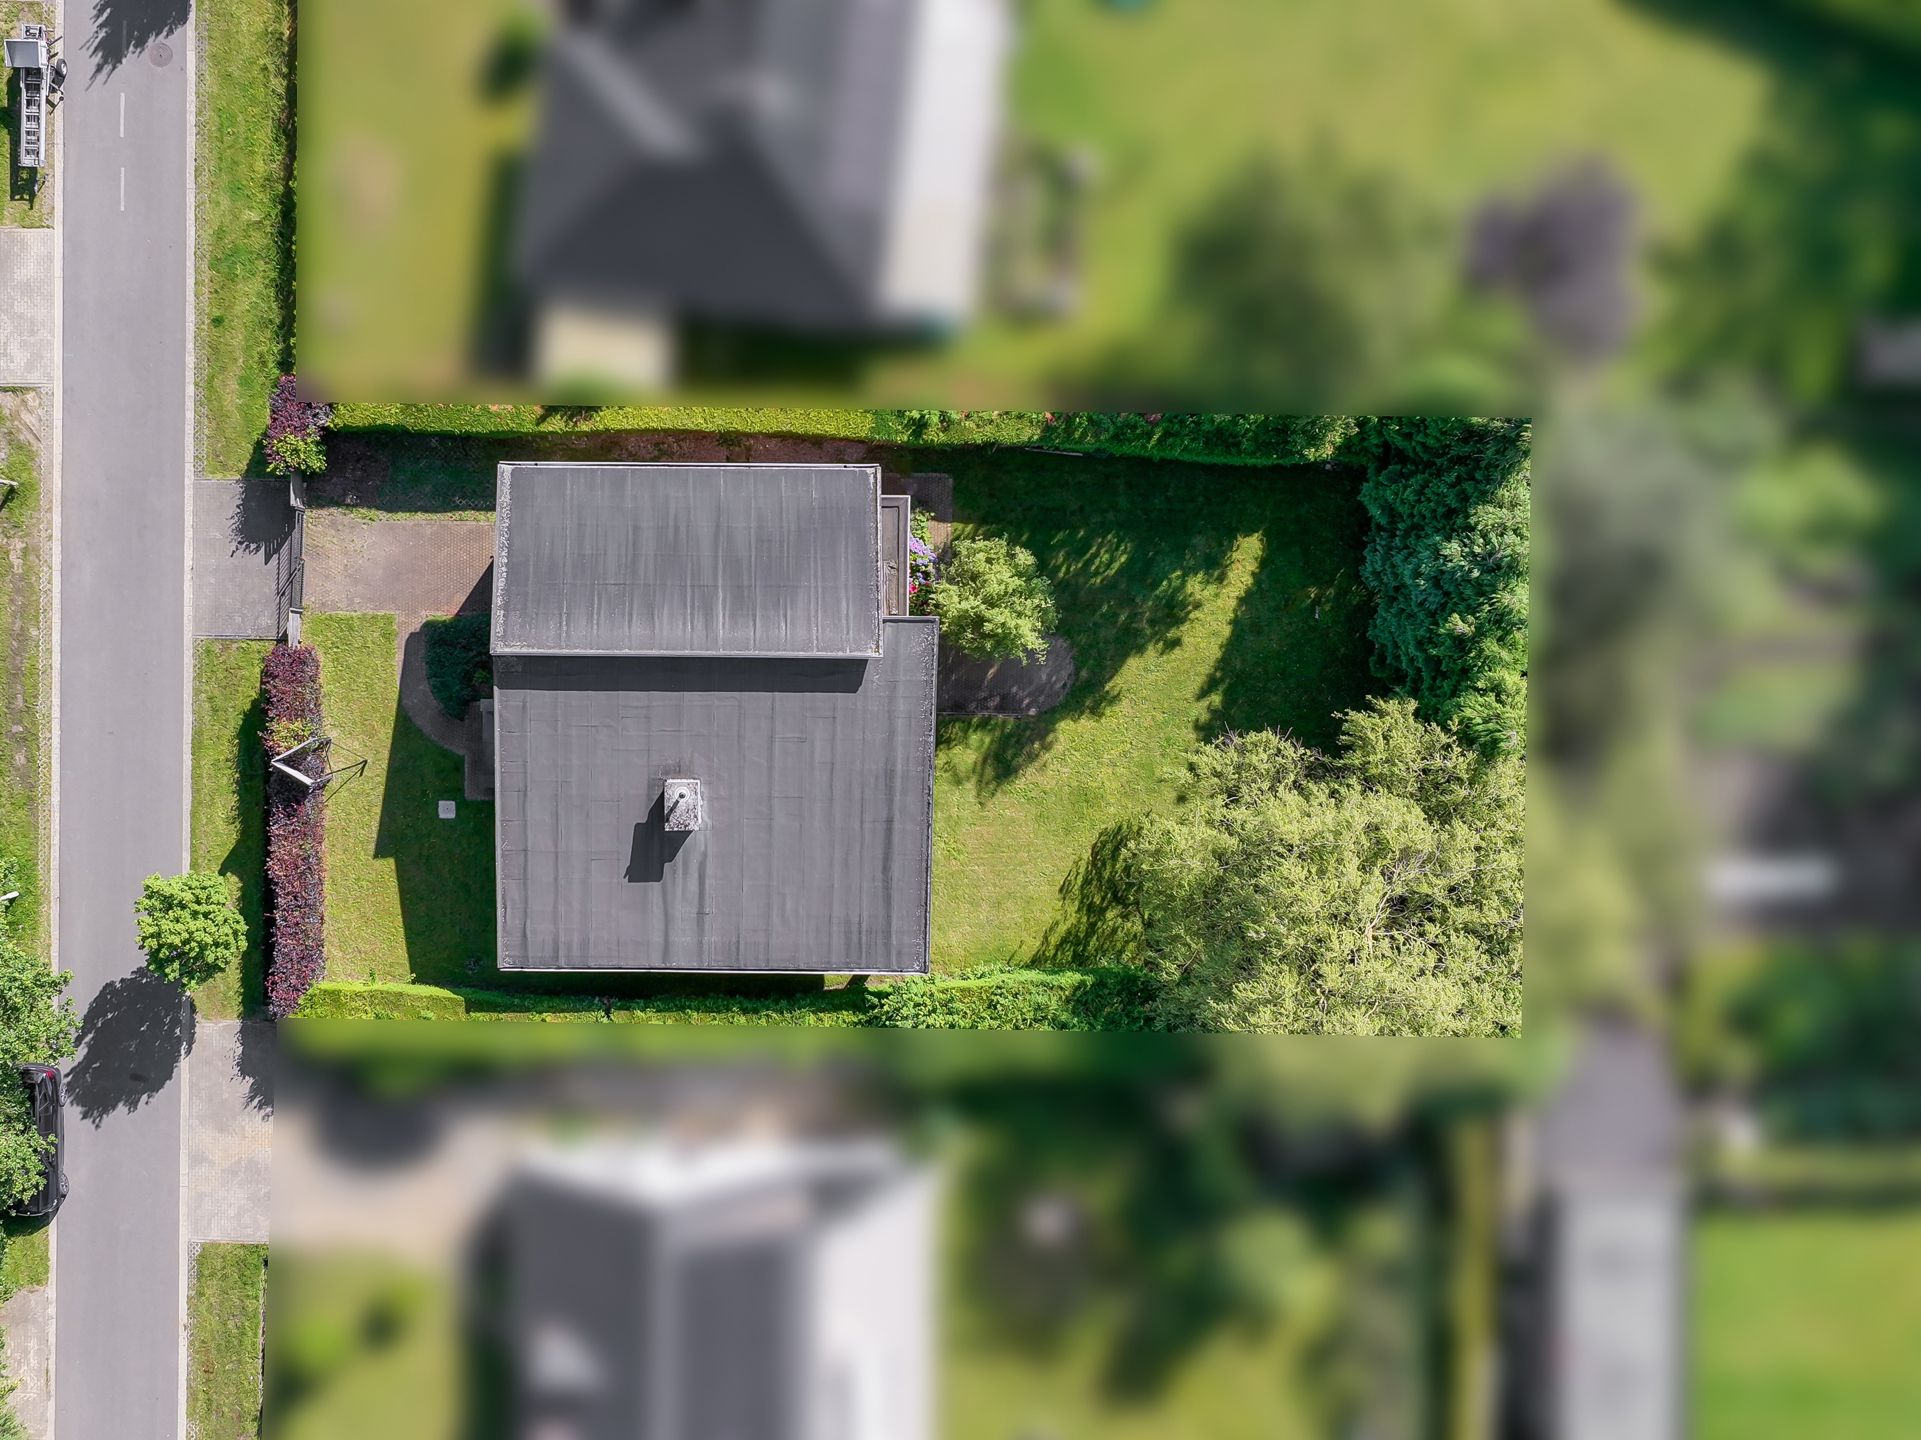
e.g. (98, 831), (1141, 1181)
(54, 3), (195, 1437)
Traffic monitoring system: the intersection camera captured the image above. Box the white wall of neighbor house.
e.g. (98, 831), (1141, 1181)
(806, 1167), (939, 1440)
(877, 0), (1011, 327)
(534, 297), (679, 391)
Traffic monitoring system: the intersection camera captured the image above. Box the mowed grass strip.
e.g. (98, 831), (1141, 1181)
(930, 454), (1377, 970)
(0, 394), (47, 951)
(191, 640), (272, 1019)
(1695, 1208), (1921, 1440)
(306, 613), (495, 984)
(187, 1243), (268, 1440)
(197, 0), (292, 476)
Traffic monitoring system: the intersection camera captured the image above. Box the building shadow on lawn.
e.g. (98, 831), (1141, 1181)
(67, 969), (195, 1125)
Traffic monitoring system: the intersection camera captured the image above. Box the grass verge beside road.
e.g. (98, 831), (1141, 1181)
(307, 613), (496, 984)
(0, 393), (47, 952)
(197, 0), (293, 476)
(192, 641), (272, 1018)
(0, 3), (55, 228)
(186, 1243), (268, 1440)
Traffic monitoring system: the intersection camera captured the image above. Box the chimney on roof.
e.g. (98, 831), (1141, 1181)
(662, 778), (705, 832)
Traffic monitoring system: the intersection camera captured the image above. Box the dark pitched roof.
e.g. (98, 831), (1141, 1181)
(493, 463), (883, 658)
(494, 619), (936, 973)
(513, 0), (916, 329)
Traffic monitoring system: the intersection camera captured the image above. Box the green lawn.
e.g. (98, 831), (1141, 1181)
(197, 0), (292, 475)
(0, 392), (46, 952)
(187, 1243), (268, 1440)
(295, 0), (1771, 402)
(0, 1219), (48, 1300)
(0, 3), (55, 228)
(192, 641), (271, 1019)
(306, 613), (496, 985)
(931, 453), (1376, 969)
(1695, 1209), (1921, 1440)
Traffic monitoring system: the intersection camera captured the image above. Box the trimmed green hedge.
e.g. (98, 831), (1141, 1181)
(290, 967), (1162, 1030)
(325, 405), (1356, 469)
(870, 967), (1161, 1031)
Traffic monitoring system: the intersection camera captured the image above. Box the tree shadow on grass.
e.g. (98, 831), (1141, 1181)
(1197, 470), (1380, 753)
(66, 970), (194, 1125)
(1030, 820), (1143, 970)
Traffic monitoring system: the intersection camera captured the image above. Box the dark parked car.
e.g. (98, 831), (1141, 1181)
(10, 1064), (66, 1217)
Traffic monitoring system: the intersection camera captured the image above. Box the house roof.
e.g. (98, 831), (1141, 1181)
(493, 619), (936, 973)
(513, 0), (917, 330)
(493, 462), (883, 658)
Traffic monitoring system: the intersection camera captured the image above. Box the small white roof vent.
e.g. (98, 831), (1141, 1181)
(662, 778), (705, 832)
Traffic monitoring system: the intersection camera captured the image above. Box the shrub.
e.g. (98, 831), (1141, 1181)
(1351, 417), (1529, 754)
(1035, 413), (1359, 466)
(263, 376), (332, 477)
(133, 873), (245, 989)
(871, 967), (1161, 1031)
(422, 614), (492, 718)
(293, 982), (470, 1022)
(923, 536), (1058, 661)
(262, 644), (327, 1018)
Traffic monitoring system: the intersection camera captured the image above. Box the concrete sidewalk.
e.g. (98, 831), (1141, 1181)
(183, 1021), (273, 1244)
(0, 230), (55, 386)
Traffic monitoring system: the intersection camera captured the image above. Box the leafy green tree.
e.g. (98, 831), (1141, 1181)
(1123, 699), (1522, 1036)
(134, 873), (246, 990)
(0, 919), (78, 1210)
(925, 536), (1059, 662)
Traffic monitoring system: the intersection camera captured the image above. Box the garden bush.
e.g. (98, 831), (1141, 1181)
(134, 873), (245, 989)
(263, 376), (333, 477)
(292, 982), (469, 1022)
(923, 536), (1058, 661)
(422, 614), (492, 718)
(1351, 417), (1529, 754)
(262, 644), (326, 1018)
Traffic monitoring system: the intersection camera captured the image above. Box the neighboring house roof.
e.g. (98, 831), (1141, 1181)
(494, 462), (883, 658)
(513, 0), (1007, 332)
(505, 1139), (934, 1440)
(491, 461), (934, 974)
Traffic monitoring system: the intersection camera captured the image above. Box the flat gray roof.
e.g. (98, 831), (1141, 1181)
(493, 463), (883, 658)
(495, 618), (935, 973)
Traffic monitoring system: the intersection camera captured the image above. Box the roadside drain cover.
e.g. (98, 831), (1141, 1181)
(148, 40), (172, 66)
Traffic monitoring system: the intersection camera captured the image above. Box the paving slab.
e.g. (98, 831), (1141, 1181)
(192, 480), (297, 639)
(182, 1021), (273, 1245)
(304, 513), (494, 616)
(0, 230), (55, 385)
(0, 1285), (51, 1440)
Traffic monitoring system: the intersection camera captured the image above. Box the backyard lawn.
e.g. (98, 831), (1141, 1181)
(191, 640), (271, 1019)
(294, 0), (1771, 403)
(197, 0), (292, 475)
(931, 452), (1376, 969)
(306, 613), (496, 985)
(1695, 1209), (1921, 1440)
(187, 1243), (268, 1440)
